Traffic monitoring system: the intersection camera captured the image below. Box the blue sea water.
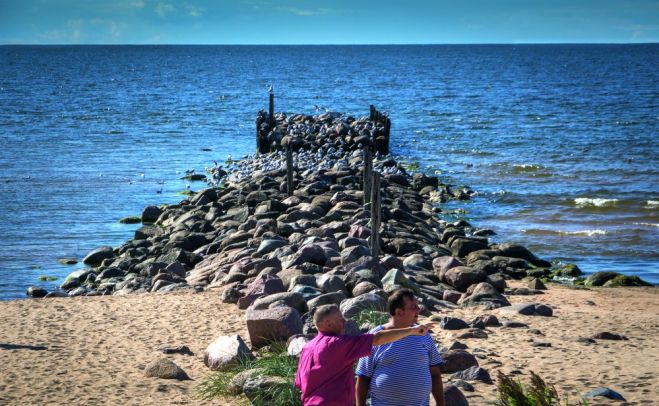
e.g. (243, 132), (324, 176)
(0, 45), (657, 300)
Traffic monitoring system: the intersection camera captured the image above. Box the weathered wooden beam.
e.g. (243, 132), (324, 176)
(286, 144), (294, 196)
(363, 144), (373, 207)
(370, 171), (381, 258)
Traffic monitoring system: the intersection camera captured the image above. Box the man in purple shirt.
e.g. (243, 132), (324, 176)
(294, 303), (434, 406)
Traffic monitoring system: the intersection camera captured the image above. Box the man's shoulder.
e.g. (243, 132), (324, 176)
(368, 325), (386, 334)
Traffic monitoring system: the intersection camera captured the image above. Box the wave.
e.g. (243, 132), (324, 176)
(523, 228), (608, 237)
(633, 222), (659, 228)
(574, 198), (619, 207)
(646, 200), (659, 208)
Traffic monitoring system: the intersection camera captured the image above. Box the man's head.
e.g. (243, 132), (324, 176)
(313, 304), (346, 335)
(388, 288), (420, 327)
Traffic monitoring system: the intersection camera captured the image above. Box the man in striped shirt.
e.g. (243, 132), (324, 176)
(356, 288), (445, 406)
(294, 303), (435, 406)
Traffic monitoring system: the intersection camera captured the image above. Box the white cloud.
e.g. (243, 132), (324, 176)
(130, 0), (146, 8)
(186, 4), (203, 17)
(283, 7), (332, 16)
(155, 2), (176, 17)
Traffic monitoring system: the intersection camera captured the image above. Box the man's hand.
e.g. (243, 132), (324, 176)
(411, 322), (436, 335)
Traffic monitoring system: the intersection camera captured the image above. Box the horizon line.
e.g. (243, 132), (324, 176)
(2, 42), (658, 46)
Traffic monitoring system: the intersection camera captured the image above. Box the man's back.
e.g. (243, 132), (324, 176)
(295, 332), (373, 406)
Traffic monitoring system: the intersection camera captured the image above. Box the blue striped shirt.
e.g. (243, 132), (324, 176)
(355, 325), (443, 406)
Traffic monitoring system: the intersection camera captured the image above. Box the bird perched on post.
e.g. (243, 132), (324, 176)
(268, 84), (273, 93)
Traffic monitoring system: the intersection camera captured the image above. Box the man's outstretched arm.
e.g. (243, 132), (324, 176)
(355, 375), (370, 406)
(430, 366), (445, 406)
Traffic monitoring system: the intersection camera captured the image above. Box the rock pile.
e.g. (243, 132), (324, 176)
(40, 109), (561, 320)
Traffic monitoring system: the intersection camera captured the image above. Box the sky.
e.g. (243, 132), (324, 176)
(1, 0), (658, 45)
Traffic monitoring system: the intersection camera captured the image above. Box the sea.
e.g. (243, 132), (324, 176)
(0, 44), (657, 300)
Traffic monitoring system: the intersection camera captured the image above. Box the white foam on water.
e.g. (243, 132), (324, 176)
(523, 228), (608, 237)
(512, 163), (542, 171)
(633, 222), (659, 228)
(574, 198), (619, 207)
(645, 200), (659, 208)
(559, 229), (608, 236)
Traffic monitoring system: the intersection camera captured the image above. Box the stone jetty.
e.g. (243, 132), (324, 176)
(41, 104), (648, 314)
(30, 105), (652, 403)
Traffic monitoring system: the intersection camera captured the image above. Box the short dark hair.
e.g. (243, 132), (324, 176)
(387, 288), (416, 316)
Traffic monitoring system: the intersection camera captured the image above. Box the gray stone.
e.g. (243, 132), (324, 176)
(439, 317), (470, 330)
(439, 350), (479, 374)
(307, 292), (347, 311)
(251, 292), (307, 314)
(61, 269), (93, 290)
(26, 286), (48, 298)
(144, 358), (190, 380)
(83, 246), (115, 266)
(444, 266), (486, 292)
(340, 292), (387, 319)
(592, 332), (628, 340)
(340, 244), (371, 267)
(243, 376), (289, 402)
(450, 365), (493, 384)
(502, 321), (529, 328)
(141, 205), (163, 223)
(245, 306), (303, 349)
(203, 335), (254, 371)
(496, 243), (551, 267)
(441, 383), (469, 406)
(316, 274), (347, 294)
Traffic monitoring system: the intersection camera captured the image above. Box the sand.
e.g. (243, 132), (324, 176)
(0, 283), (657, 405)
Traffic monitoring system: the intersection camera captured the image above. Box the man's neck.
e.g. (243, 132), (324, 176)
(384, 318), (412, 329)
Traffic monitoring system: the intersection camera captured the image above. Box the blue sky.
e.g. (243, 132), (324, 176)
(1, 0), (658, 44)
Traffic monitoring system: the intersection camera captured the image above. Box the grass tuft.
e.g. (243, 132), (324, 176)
(495, 371), (588, 406)
(354, 308), (389, 328)
(197, 341), (301, 406)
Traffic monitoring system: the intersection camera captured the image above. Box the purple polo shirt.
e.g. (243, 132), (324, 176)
(294, 332), (374, 406)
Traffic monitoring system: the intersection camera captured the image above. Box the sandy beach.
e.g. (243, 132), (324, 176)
(1, 283), (656, 405)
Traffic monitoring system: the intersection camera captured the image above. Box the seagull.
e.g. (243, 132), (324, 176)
(267, 84), (273, 93)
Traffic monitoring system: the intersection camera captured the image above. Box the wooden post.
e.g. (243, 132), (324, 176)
(256, 114), (262, 154)
(363, 144), (372, 207)
(370, 171), (381, 258)
(370, 105), (375, 121)
(286, 144), (294, 196)
(384, 117), (391, 155)
(269, 91), (275, 128)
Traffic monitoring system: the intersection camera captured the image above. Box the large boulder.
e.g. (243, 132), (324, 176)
(444, 266), (487, 292)
(441, 383), (469, 406)
(450, 365), (493, 384)
(250, 292), (307, 314)
(340, 244), (371, 267)
(285, 243), (327, 268)
(432, 256), (463, 282)
(60, 269), (94, 290)
(307, 292), (347, 311)
(245, 306), (303, 349)
(340, 292), (387, 319)
(237, 274), (286, 309)
(440, 349), (479, 374)
(141, 205), (163, 223)
(496, 243), (551, 267)
(459, 282), (511, 308)
(82, 246), (115, 266)
(203, 335), (254, 371)
(451, 238), (489, 258)
(26, 286), (48, 298)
